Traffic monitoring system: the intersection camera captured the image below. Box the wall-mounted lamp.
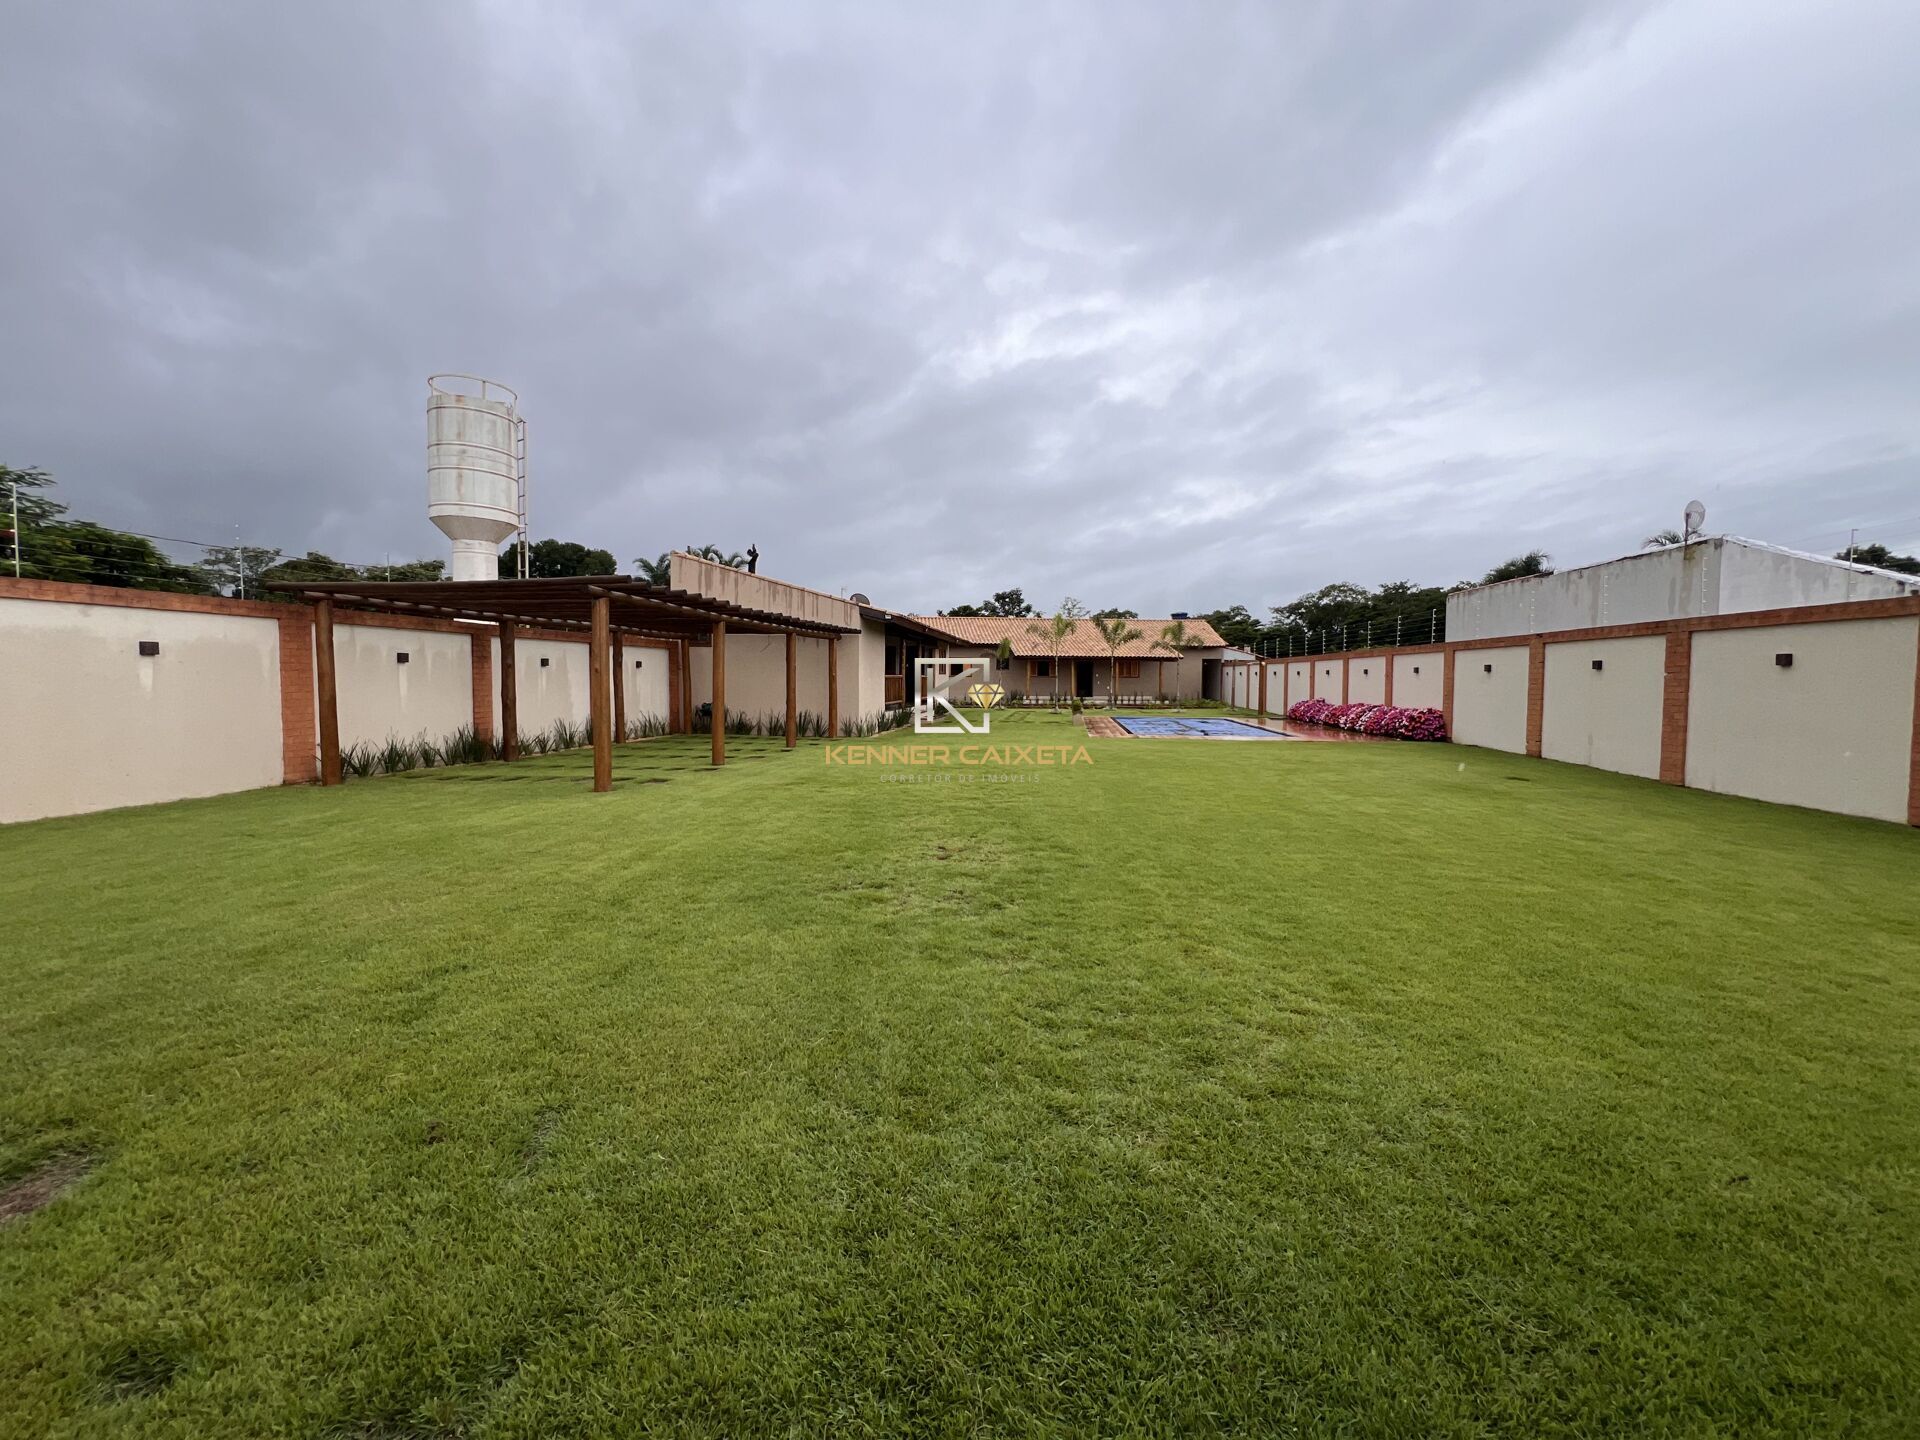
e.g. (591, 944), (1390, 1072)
(1483, 663), (1493, 674)
(1362, 667), (1369, 675)
(1591, 659), (1604, 672)
(634, 659), (644, 670)
(396, 652), (410, 665)
(1412, 665), (1420, 675)
(1775, 653), (1793, 668)
(138, 640), (160, 657)
(540, 657), (551, 668)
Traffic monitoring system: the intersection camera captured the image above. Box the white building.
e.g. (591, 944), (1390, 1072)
(1446, 536), (1920, 642)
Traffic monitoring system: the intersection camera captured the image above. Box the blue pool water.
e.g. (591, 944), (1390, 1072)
(1112, 715), (1283, 739)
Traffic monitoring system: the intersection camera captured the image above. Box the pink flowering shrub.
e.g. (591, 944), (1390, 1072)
(1286, 698), (1448, 741)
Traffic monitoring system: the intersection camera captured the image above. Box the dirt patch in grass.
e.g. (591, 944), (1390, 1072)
(0, 1151), (95, 1223)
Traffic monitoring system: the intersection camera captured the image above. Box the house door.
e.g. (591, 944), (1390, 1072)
(1074, 660), (1094, 697)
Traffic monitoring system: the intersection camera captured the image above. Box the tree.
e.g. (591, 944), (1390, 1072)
(1025, 597), (1086, 709)
(503, 539), (617, 578)
(1152, 620), (1195, 700)
(943, 587), (1035, 617)
(258, 551), (360, 593)
(1643, 529), (1684, 548)
(684, 544), (748, 570)
(2, 467), (206, 592)
(633, 552), (672, 585)
(1091, 607), (1138, 620)
(1094, 615), (1142, 705)
(1482, 550), (1553, 583)
(1202, 604), (1262, 649)
(1836, 542), (1920, 576)
(199, 545), (285, 598)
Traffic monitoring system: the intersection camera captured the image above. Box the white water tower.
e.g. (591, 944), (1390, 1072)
(427, 374), (527, 580)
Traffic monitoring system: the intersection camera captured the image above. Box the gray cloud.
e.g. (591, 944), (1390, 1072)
(4, 0), (1916, 615)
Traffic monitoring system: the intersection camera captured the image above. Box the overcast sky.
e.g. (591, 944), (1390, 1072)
(4, 0), (1917, 614)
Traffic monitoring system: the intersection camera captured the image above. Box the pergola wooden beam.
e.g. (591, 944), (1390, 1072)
(785, 632), (798, 748)
(827, 636), (839, 738)
(612, 631), (627, 742)
(315, 598), (341, 786)
(590, 594), (612, 793)
(711, 620), (727, 767)
(499, 621), (519, 761)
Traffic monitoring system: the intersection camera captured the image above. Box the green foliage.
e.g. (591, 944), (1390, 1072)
(1091, 607), (1138, 619)
(632, 553), (673, 585)
(1644, 529), (1685, 548)
(502, 539), (618, 579)
(684, 544), (748, 570)
(943, 588), (1036, 617)
(1837, 541), (1920, 575)
(1481, 550), (1554, 583)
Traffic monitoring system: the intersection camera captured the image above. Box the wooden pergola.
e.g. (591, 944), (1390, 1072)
(292, 576), (858, 792)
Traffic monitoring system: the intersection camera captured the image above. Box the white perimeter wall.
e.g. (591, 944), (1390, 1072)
(0, 598), (283, 823)
(510, 637), (591, 738)
(1686, 618), (1917, 823)
(334, 624), (473, 749)
(1452, 645), (1530, 754)
(1541, 636), (1666, 780)
(1348, 658), (1386, 704)
(1391, 653), (1444, 709)
(617, 641), (672, 724)
(1312, 659), (1343, 698)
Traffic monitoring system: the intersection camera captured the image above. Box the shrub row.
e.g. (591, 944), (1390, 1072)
(1286, 698), (1448, 741)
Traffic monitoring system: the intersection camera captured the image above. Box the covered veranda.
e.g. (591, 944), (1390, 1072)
(292, 576), (858, 792)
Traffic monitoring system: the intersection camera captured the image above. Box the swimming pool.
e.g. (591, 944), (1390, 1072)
(1111, 715), (1285, 739)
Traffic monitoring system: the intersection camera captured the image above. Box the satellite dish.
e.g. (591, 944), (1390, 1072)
(1683, 500), (1706, 539)
(849, 592), (871, 606)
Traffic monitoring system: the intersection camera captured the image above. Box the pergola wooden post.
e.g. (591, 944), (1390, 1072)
(711, 620), (727, 766)
(785, 631), (798, 748)
(611, 631), (627, 742)
(499, 621), (519, 761)
(827, 637), (840, 738)
(679, 639), (693, 733)
(590, 594), (612, 793)
(315, 598), (341, 786)
(1258, 661), (1268, 720)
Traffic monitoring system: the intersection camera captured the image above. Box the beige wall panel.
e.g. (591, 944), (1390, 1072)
(1686, 618), (1917, 823)
(0, 599), (282, 823)
(1540, 635), (1666, 779)
(1451, 645), (1531, 754)
(1347, 658), (1386, 704)
(1391, 653), (1444, 709)
(335, 624), (473, 749)
(512, 638), (591, 738)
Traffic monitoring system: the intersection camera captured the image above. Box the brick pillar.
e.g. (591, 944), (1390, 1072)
(1340, 657), (1349, 704)
(1525, 637), (1547, 758)
(1442, 648), (1456, 735)
(277, 612), (317, 783)
(1383, 654), (1395, 707)
(1659, 628), (1692, 786)
(470, 630), (493, 742)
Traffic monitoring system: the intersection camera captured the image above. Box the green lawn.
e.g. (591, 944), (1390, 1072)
(3, 711), (1917, 1436)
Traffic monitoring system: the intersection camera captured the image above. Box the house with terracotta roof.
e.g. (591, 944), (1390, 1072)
(913, 614), (1228, 704)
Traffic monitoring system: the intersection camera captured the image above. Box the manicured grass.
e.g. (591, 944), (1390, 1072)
(2, 712), (1917, 1436)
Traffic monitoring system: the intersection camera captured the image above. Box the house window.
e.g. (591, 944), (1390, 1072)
(995, 652), (1010, 672)
(1117, 659), (1141, 680)
(1031, 658), (1053, 679)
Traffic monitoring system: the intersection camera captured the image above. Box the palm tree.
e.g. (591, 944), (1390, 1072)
(1025, 597), (1086, 710)
(1095, 616), (1143, 706)
(686, 544), (748, 569)
(633, 552), (672, 584)
(1642, 529), (1684, 548)
(1151, 620), (1193, 701)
